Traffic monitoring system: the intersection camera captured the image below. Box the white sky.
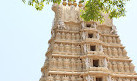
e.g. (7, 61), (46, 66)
(0, 0), (137, 81)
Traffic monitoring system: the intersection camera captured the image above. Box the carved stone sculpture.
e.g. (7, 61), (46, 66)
(108, 47), (112, 56)
(91, 23), (97, 28)
(83, 44), (87, 53)
(97, 33), (100, 39)
(61, 32), (65, 40)
(108, 37), (112, 43)
(55, 75), (61, 81)
(71, 75), (76, 81)
(65, 44), (70, 53)
(47, 75), (54, 81)
(124, 62), (130, 72)
(107, 75), (112, 81)
(118, 62), (124, 72)
(71, 58), (76, 70)
(72, 33), (75, 40)
(82, 32), (86, 40)
(130, 63), (135, 72)
(56, 32), (61, 39)
(86, 75), (92, 81)
(112, 37), (116, 43)
(81, 22), (85, 29)
(62, 75), (69, 81)
(76, 33), (80, 40)
(110, 25), (117, 34)
(58, 57), (63, 69)
(53, 43), (59, 52)
(85, 58), (90, 68)
(118, 48), (122, 57)
(112, 61), (118, 72)
(71, 44), (75, 53)
(66, 33), (71, 40)
(60, 43), (64, 52)
(116, 37), (121, 44)
(57, 21), (66, 30)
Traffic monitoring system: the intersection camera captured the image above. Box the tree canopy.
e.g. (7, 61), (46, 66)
(22, 0), (129, 22)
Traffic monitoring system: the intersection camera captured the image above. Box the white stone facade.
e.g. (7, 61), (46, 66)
(40, 3), (137, 81)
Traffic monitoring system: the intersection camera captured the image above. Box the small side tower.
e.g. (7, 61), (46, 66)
(40, 2), (137, 81)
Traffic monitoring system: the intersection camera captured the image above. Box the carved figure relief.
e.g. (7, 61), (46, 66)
(85, 58), (90, 68)
(83, 44), (87, 53)
(86, 75), (92, 81)
(57, 21), (66, 30)
(81, 22), (85, 29)
(82, 32), (86, 40)
(110, 25), (117, 34)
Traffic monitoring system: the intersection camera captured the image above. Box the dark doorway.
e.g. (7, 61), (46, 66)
(88, 33), (93, 38)
(90, 46), (96, 51)
(93, 60), (99, 67)
(96, 77), (102, 81)
(86, 24), (91, 28)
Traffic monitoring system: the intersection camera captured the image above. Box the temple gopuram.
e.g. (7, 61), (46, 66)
(39, 1), (137, 81)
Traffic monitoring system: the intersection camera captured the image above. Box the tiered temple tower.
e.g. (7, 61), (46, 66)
(40, 1), (137, 81)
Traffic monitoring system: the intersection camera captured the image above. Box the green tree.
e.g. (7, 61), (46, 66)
(22, 0), (129, 22)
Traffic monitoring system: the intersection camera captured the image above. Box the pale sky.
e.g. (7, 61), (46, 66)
(0, 0), (137, 81)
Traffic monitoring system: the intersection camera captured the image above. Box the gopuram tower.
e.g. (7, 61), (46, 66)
(40, 1), (137, 81)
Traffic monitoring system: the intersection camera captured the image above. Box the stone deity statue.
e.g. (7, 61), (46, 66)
(99, 45), (103, 52)
(91, 23), (97, 28)
(57, 21), (67, 30)
(82, 32), (86, 40)
(97, 33), (100, 39)
(81, 22), (85, 29)
(110, 25), (117, 34)
(104, 58), (108, 68)
(86, 75), (92, 81)
(85, 58), (90, 68)
(55, 75), (61, 81)
(107, 75), (112, 81)
(83, 44), (87, 53)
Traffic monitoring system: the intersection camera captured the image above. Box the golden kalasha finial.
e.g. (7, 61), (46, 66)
(73, 0), (77, 7)
(62, 0), (67, 6)
(78, 0), (83, 7)
(68, 0), (72, 6)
